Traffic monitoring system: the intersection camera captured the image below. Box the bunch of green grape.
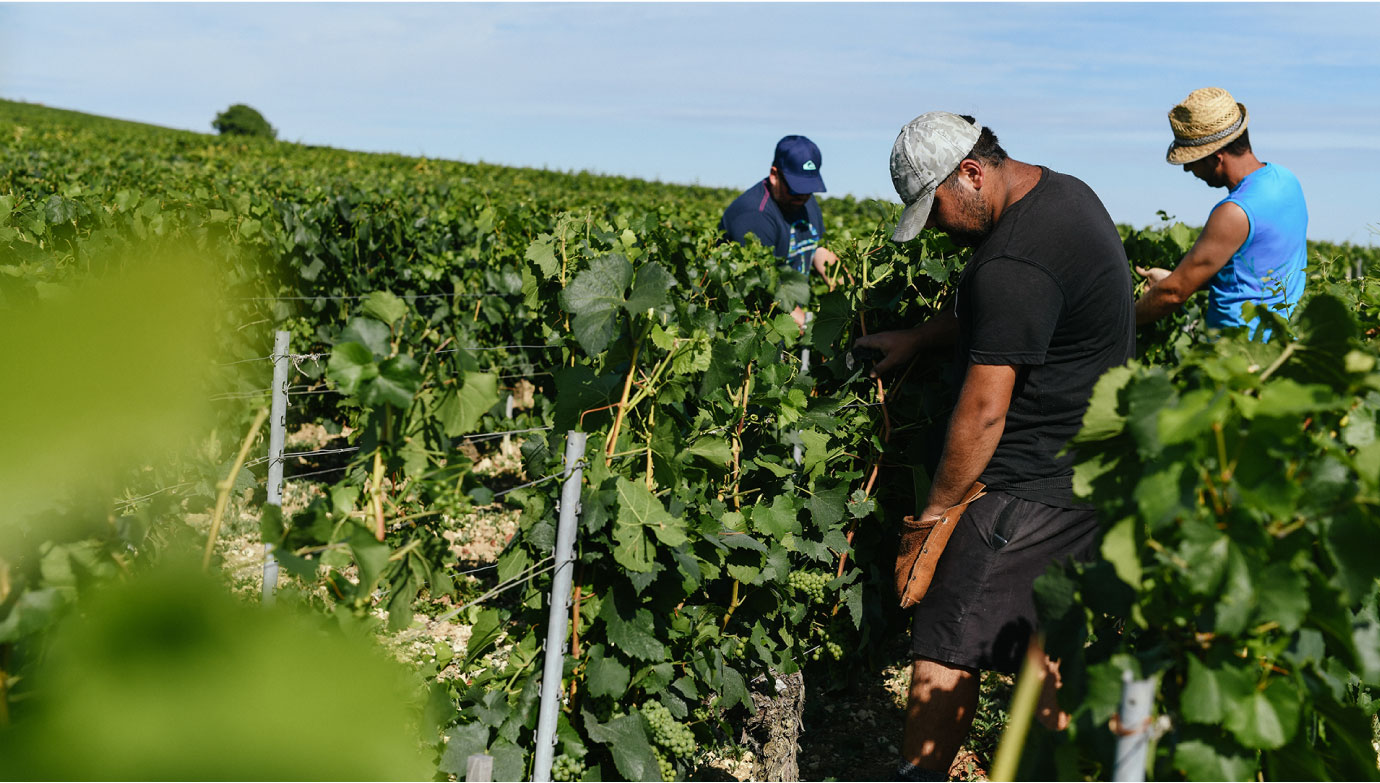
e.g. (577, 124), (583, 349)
(808, 624), (846, 661)
(787, 569), (833, 604)
(551, 754), (586, 782)
(641, 700), (695, 758)
(723, 635), (746, 659)
(653, 748), (675, 782)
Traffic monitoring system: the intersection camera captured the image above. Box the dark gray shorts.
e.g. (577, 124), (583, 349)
(910, 490), (1100, 673)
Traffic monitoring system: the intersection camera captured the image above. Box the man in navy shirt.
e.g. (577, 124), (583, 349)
(721, 135), (838, 330)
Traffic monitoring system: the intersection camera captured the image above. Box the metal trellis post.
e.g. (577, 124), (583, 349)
(1113, 672), (1157, 782)
(264, 330), (290, 605)
(532, 431), (587, 782)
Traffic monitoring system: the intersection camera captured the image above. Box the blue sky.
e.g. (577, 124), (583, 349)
(1, 3), (1377, 244)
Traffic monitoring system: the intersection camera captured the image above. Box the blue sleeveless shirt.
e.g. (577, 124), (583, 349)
(1206, 163), (1308, 331)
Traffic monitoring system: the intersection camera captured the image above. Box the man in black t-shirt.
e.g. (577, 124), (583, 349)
(855, 113), (1134, 781)
(721, 135), (839, 330)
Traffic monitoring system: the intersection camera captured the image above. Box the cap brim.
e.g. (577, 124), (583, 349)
(782, 169), (826, 194)
(892, 189), (934, 242)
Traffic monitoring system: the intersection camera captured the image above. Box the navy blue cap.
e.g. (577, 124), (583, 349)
(772, 135), (826, 195)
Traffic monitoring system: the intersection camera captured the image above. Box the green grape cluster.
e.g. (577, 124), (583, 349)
(551, 754), (585, 782)
(724, 636), (746, 659)
(788, 570), (832, 604)
(642, 700), (695, 759)
(807, 621), (849, 661)
(653, 748), (674, 782)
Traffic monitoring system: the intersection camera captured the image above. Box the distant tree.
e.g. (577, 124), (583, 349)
(212, 104), (276, 140)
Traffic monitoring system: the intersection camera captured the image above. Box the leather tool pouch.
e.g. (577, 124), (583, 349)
(895, 481), (987, 608)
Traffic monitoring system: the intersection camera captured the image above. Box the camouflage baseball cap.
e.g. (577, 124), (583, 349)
(889, 112), (981, 242)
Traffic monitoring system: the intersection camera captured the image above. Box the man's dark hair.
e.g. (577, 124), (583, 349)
(940, 115), (1008, 188)
(957, 115), (1008, 167)
(1221, 128), (1252, 157)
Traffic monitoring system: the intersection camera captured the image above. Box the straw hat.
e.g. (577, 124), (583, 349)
(1166, 87), (1249, 165)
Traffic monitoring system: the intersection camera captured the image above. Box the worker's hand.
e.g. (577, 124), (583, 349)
(791, 305), (808, 335)
(853, 329), (923, 377)
(1135, 266), (1172, 285)
(813, 247), (839, 292)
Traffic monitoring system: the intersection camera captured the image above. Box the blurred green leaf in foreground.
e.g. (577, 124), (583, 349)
(0, 556), (433, 780)
(0, 248), (215, 529)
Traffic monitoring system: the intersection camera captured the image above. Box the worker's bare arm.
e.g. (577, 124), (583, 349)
(1135, 202), (1249, 325)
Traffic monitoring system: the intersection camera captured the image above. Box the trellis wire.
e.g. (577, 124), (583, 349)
(279, 446), (360, 460)
(282, 465), (353, 482)
(235, 292), (506, 302)
(217, 341), (561, 370)
(462, 425), (552, 443)
(214, 355), (275, 367)
(490, 468), (570, 499)
(440, 343), (562, 353)
(434, 556), (558, 621)
(115, 482), (197, 511)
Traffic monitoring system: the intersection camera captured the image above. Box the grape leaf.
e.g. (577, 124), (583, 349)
(560, 254), (632, 355)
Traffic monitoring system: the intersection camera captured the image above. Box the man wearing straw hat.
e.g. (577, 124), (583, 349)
(855, 113), (1134, 781)
(1135, 87), (1308, 333)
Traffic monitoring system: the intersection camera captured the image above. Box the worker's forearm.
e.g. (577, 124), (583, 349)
(922, 384), (1006, 516)
(1135, 283), (1188, 326)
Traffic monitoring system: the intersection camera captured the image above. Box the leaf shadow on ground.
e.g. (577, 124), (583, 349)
(794, 628), (1009, 782)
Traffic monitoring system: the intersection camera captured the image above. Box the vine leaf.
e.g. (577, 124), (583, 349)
(807, 290), (850, 352)
(1099, 518), (1141, 587)
(1211, 544), (1256, 636)
(349, 525), (391, 593)
(599, 598), (667, 662)
(1181, 655), (1251, 724)
(339, 316), (392, 359)
(560, 254), (632, 355)
(584, 710), (659, 781)
(438, 371), (499, 435)
(458, 609), (504, 671)
(1253, 378), (1338, 417)
(625, 260), (672, 314)
(612, 477), (687, 573)
(364, 355), (421, 409)
(686, 436), (732, 466)
(750, 495), (801, 539)
(584, 644), (631, 698)
(798, 429), (831, 477)
(1222, 678), (1302, 750)
(437, 723), (489, 777)
(327, 342), (378, 395)
(807, 483), (847, 527)
(361, 291), (406, 327)
(1075, 364), (1134, 443)
(487, 739), (526, 781)
(525, 233), (559, 279)
(1252, 562), (1309, 633)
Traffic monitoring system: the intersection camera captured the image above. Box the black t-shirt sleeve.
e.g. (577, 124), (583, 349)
(965, 257), (1065, 366)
